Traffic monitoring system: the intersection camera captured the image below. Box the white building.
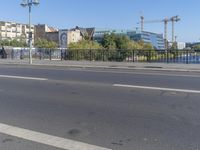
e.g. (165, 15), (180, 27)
(59, 28), (83, 48)
(0, 21), (34, 44)
(177, 42), (186, 50)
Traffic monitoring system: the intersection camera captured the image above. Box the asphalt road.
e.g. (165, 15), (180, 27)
(0, 65), (200, 150)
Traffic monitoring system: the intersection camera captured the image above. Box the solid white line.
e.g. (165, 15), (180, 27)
(0, 123), (111, 150)
(113, 84), (200, 94)
(0, 75), (47, 81)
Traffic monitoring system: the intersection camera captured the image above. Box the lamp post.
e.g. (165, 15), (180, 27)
(20, 0), (39, 64)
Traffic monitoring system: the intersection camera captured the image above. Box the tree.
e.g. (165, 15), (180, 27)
(193, 44), (200, 50)
(34, 38), (58, 49)
(101, 33), (117, 49)
(101, 33), (154, 50)
(170, 42), (178, 51)
(115, 35), (131, 49)
(0, 39), (27, 47)
(137, 40), (154, 50)
(68, 40), (102, 50)
(128, 41), (143, 50)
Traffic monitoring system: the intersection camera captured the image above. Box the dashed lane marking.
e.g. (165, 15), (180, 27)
(0, 75), (47, 81)
(113, 84), (200, 94)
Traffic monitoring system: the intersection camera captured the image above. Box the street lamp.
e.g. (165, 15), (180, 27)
(20, 0), (39, 64)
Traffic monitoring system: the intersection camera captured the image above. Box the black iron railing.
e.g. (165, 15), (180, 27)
(1, 48), (200, 64)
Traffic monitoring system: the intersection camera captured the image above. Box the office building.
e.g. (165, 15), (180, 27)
(93, 29), (165, 50)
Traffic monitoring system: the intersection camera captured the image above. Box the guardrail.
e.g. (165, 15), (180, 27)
(1, 48), (200, 64)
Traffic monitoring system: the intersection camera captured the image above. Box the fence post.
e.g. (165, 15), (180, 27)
(89, 49), (92, 61)
(64, 50), (67, 60)
(103, 50), (105, 61)
(167, 49), (169, 63)
(20, 49), (23, 60)
(132, 50), (135, 62)
(60, 50), (63, 61)
(11, 49), (14, 59)
(186, 49), (189, 64)
(76, 50), (79, 61)
(49, 49), (52, 60)
(148, 50), (151, 62)
(40, 49), (42, 60)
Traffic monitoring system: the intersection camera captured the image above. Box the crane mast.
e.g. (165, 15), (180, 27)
(139, 15), (180, 49)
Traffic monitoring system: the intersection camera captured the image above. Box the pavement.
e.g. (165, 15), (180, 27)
(0, 65), (200, 150)
(0, 59), (200, 72)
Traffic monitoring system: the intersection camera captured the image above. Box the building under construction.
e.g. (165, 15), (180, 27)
(139, 15), (180, 49)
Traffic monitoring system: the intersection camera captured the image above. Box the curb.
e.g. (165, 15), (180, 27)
(1, 61), (200, 73)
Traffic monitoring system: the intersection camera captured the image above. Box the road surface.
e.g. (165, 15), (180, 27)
(0, 64), (200, 150)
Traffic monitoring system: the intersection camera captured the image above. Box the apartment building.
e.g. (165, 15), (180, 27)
(0, 21), (34, 44)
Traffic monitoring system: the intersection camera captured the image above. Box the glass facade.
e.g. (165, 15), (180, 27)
(93, 29), (165, 50)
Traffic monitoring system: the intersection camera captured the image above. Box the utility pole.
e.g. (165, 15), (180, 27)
(20, 0), (39, 64)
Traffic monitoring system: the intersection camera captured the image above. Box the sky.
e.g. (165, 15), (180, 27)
(0, 0), (199, 42)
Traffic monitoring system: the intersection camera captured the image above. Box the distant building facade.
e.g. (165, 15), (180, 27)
(177, 42), (186, 49)
(93, 29), (165, 50)
(59, 29), (68, 48)
(0, 21), (34, 44)
(59, 26), (95, 48)
(93, 29), (131, 43)
(35, 25), (95, 48)
(59, 29), (83, 48)
(34, 24), (59, 44)
(128, 31), (165, 50)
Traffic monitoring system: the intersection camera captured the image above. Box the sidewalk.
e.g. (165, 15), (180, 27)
(0, 59), (200, 72)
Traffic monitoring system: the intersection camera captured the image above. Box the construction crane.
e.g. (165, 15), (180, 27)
(140, 16), (144, 32)
(138, 16), (180, 49)
(170, 16), (180, 43)
(139, 16), (170, 49)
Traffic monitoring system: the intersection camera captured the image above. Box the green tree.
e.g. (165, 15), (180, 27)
(101, 33), (117, 49)
(137, 40), (154, 50)
(128, 41), (143, 50)
(0, 39), (27, 47)
(34, 38), (58, 49)
(68, 40), (102, 50)
(170, 42), (178, 51)
(115, 35), (131, 49)
(193, 44), (200, 50)
(101, 33), (154, 50)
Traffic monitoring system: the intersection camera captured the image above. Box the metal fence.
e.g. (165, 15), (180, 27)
(1, 48), (63, 60)
(64, 49), (200, 64)
(1, 48), (200, 64)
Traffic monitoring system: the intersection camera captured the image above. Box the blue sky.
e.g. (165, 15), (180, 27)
(0, 0), (199, 42)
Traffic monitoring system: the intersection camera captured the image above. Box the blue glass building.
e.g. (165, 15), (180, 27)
(93, 29), (165, 50)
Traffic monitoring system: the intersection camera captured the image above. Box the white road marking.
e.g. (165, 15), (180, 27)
(0, 75), (47, 81)
(113, 84), (200, 94)
(0, 123), (111, 150)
